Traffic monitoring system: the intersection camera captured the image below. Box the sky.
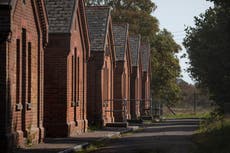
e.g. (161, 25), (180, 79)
(152, 0), (213, 84)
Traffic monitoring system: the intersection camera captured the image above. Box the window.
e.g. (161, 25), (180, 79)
(21, 29), (26, 107)
(72, 48), (80, 112)
(27, 42), (32, 110)
(123, 73), (126, 98)
(75, 49), (79, 102)
(23, 0), (26, 5)
(21, 28), (26, 132)
(72, 53), (76, 104)
(16, 39), (21, 106)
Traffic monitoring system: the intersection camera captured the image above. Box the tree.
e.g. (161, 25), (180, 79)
(207, 0), (230, 6)
(183, 0), (230, 107)
(151, 29), (182, 105)
(177, 79), (212, 108)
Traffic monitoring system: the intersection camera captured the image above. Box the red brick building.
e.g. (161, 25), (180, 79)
(140, 42), (151, 116)
(86, 6), (116, 126)
(44, 0), (90, 137)
(112, 24), (132, 122)
(0, 0), (48, 151)
(129, 35), (142, 120)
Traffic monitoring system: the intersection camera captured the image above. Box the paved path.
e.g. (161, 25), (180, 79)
(14, 128), (130, 153)
(91, 119), (201, 153)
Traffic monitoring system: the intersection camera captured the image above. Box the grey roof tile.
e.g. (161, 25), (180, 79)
(112, 24), (129, 61)
(86, 6), (111, 51)
(129, 35), (141, 66)
(141, 42), (150, 72)
(45, 0), (76, 33)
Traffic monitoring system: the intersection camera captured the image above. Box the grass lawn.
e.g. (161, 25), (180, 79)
(164, 112), (210, 119)
(75, 140), (106, 153)
(163, 107), (213, 119)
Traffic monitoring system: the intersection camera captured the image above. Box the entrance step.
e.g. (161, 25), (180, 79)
(141, 116), (153, 120)
(105, 122), (128, 128)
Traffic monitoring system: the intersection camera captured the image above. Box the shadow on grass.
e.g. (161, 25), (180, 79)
(192, 118), (230, 153)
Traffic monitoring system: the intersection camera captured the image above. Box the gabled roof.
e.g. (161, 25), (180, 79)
(129, 35), (141, 66)
(45, 0), (76, 33)
(112, 23), (129, 61)
(86, 6), (111, 51)
(141, 42), (151, 72)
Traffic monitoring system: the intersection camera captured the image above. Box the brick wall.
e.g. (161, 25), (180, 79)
(44, 1), (89, 137)
(44, 34), (70, 137)
(87, 19), (115, 126)
(137, 52), (142, 118)
(130, 63), (142, 120)
(113, 50), (131, 122)
(141, 72), (147, 115)
(113, 62), (124, 122)
(0, 41), (12, 152)
(141, 70), (151, 116)
(125, 52), (131, 120)
(70, 7), (88, 133)
(87, 47), (114, 126)
(87, 52), (104, 125)
(0, 0), (47, 150)
(130, 67), (138, 119)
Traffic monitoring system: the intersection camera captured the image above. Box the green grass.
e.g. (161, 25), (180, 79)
(143, 120), (153, 124)
(163, 106), (214, 119)
(164, 112), (210, 119)
(192, 117), (230, 153)
(75, 140), (106, 153)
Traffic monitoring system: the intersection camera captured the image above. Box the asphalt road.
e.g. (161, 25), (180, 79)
(91, 119), (201, 153)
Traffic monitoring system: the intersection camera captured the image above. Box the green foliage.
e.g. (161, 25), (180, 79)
(151, 29), (181, 104)
(183, 1), (230, 107)
(207, 0), (230, 7)
(112, 10), (159, 39)
(193, 115), (230, 153)
(85, 0), (156, 14)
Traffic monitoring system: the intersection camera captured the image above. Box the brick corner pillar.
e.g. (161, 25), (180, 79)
(87, 52), (105, 126)
(0, 41), (14, 153)
(113, 65), (123, 122)
(130, 67), (138, 120)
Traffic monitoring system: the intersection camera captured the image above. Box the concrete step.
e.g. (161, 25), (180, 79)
(105, 122), (128, 128)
